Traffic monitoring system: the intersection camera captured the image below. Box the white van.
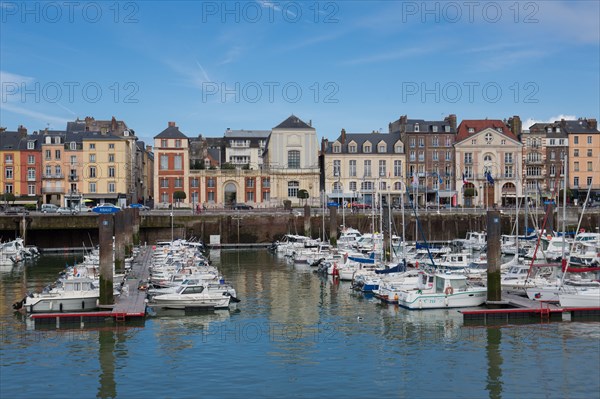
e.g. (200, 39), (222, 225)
(41, 204), (59, 213)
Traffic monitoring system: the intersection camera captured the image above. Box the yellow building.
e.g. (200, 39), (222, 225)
(564, 119), (600, 201)
(80, 134), (133, 205)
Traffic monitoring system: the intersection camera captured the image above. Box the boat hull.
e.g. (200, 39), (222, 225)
(397, 289), (486, 310)
(24, 294), (99, 313)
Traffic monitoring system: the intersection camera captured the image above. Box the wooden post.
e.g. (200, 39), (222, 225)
(114, 212), (125, 274)
(303, 204), (311, 238)
(131, 208), (140, 246)
(124, 208), (134, 256)
(99, 215), (114, 306)
(487, 210), (502, 302)
(328, 206), (337, 246)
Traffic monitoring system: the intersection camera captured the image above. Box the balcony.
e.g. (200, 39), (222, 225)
(69, 175), (79, 182)
(42, 186), (65, 194)
(43, 174), (64, 179)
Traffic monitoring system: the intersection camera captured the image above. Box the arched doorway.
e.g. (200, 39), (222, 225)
(224, 182), (237, 208)
(502, 182), (516, 207)
(463, 182), (476, 207)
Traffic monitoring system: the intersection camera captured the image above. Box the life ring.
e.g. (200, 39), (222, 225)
(444, 286), (454, 295)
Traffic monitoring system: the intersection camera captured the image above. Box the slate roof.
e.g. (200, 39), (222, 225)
(456, 120), (517, 143)
(326, 132), (403, 154)
(273, 115), (314, 130)
(560, 119), (599, 134)
(155, 125), (188, 139)
(224, 129), (270, 139)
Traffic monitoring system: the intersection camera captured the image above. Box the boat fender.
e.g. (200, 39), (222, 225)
(394, 293), (399, 302)
(444, 286), (454, 295)
(415, 261), (419, 269)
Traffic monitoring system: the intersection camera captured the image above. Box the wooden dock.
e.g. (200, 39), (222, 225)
(461, 291), (600, 324)
(29, 246), (152, 328)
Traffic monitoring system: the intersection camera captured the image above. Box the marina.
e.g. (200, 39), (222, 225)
(2, 249), (599, 398)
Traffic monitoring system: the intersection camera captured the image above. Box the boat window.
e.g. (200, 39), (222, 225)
(451, 279), (468, 291)
(436, 277), (445, 293)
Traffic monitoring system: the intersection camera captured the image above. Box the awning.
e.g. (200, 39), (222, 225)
(328, 193), (355, 199)
(438, 190), (457, 198)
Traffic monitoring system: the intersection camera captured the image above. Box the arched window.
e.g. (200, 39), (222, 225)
(288, 150), (300, 168)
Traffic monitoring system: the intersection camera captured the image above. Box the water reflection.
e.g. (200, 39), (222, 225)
(486, 328), (503, 399)
(0, 252), (598, 398)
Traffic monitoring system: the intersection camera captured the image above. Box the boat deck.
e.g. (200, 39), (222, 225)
(29, 246), (152, 327)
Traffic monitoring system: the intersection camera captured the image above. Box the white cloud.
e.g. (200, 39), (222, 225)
(1, 103), (70, 126)
(523, 115), (577, 130)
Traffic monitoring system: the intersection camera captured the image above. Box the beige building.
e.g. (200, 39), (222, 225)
(263, 116), (321, 207)
(454, 120), (523, 207)
(322, 129), (406, 206)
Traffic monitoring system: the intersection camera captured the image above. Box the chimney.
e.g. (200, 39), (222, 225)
(309, 119), (312, 127)
(146, 145), (153, 153)
(18, 125), (27, 138)
(321, 138), (329, 153)
(587, 118), (597, 130)
(509, 115), (521, 136)
(168, 121), (176, 127)
(400, 115), (407, 125)
(340, 128), (346, 145)
(447, 114), (457, 131)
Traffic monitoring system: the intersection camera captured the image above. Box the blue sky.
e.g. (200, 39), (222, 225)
(1, 0), (599, 144)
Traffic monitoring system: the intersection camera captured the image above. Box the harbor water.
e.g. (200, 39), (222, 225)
(1, 251), (599, 398)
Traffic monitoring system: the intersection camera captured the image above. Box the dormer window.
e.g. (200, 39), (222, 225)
(414, 124), (420, 132)
(395, 144), (403, 153)
(547, 127), (552, 133)
(432, 126), (438, 133)
(69, 142), (76, 150)
(468, 127), (475, 133)
(445, 126), (450, 133)
(333, 145), (341, 153)
(349, 144), (357, 153)
(364, 144), (371, 153)
(378, 144), (386, 153)
(496, 128), (502, 133)
(27, 141), (35, 150)
(45, 136), (52, 144)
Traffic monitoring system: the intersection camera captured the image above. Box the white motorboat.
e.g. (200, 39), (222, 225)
(396, 272), (486, 309)
(14, 278), (100, 313)
(151, 283), (231, 309)
(453, 232), (487, 251)
(558, 287), (600, 308)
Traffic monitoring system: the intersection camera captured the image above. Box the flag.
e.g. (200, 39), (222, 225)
(412, 173), (418, 186)
(462, 173), (469, 185)
(439, 174), (443, 185)
(485, 171), (494, 185)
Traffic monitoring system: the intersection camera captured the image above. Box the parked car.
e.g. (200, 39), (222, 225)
(41, 204), (59, 213)
(350, 202), (372, 210)
(92, 203), (121, 214)
(232, 203), (253, 210)
(4, 206), (29, 215)
(129, 204), (150, 211)
(73, 204), (93, 213)
(57, 206), (79, 215)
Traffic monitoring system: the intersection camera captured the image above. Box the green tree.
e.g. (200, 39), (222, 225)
(297, 189), (309, 205)
(221, 162), (235, 170)
(173, 191), (187, 207)
(464, 187), (476, 197)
